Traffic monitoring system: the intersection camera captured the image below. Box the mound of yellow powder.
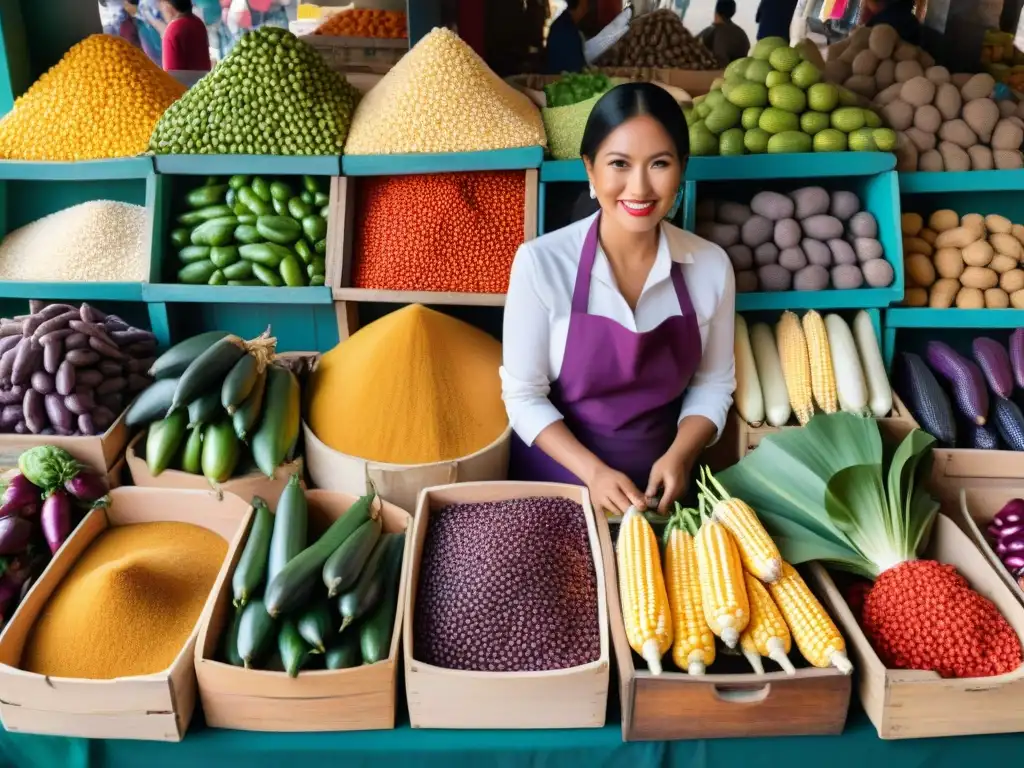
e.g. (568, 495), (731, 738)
(309, 304), (507, 464)
(344, 27), (546, 155)
(0, 35), (185, 161)
(22, 522), (226, 680)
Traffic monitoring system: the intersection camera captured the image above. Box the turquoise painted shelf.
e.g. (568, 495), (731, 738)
(737, 288), (897, 312)
(899, 170), (1024, 194)
(541, 159), (586, 182)
(686, 152), (896, 181)
(0, 157), (154, 180)
(0, 281), (143, 301)
(342, 146), (544, 176)
(154, 155), (342, 176)
(143, 284), (333, 304)
(886, 308), (1024, 328)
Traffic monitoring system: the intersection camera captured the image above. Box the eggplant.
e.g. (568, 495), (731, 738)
(901, 352), (957, 445)
(968, 422), (1000, 450)
(973, 337), (1014, 399)
(40, 490), (71, 555)
(0, 516), (32, 554)
(926, 341), (989, 426)
(0, 474), (39, 518)
(993, 398), (1024, 451)
(65, 470), (108, 504)
(1011, 328), (1024, 391)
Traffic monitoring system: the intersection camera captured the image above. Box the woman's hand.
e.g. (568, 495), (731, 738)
(587, 463), (647, 517)
(646, 446), (694, 515)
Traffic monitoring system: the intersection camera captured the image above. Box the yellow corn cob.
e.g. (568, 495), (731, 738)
(696, 467), (782, 583)
(776, 310), (814, 425)
(740, 573), (795, 676)
(617, 506), (672, 674)
(769, 562), (853, 675)
(694, 498), (749, 648)
(801, 310), (838, 414)
(663, 507), (715, 675)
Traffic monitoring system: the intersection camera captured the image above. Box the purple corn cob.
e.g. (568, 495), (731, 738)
(973, 337), (1014, 399)
(925, 341), (989, 426)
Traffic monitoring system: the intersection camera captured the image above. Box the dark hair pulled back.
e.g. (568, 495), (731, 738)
(579, 82), (690, 162)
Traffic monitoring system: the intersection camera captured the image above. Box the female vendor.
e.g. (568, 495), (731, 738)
(501, 83), (736, 516)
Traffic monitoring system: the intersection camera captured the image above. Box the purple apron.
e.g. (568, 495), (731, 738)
(510, 215), (704, 489)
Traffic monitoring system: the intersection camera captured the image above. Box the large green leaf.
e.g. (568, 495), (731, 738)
(825, 463), (894, 577)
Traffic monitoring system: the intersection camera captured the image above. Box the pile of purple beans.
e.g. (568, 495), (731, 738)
(413, 496), (601, 673)
(988, 498), (1024, 589)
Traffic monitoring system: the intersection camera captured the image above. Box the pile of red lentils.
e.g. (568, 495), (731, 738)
(353, 171), (525, 294)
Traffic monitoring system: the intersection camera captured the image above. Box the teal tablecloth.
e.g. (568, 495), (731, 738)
(1, 707), (1021, 768)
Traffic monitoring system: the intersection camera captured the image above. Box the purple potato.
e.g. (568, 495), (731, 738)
(42, 340), (63, 375)
(40, 490), (71, 555)
(30, 370), (54, 395)
(97, 378), (126, 396)
(0, 473), (40, 518)
(64, 332), (89, 350)
(0, 405), (20, 429)
(65, 349), (100, 367)
(64, 392), (94, 416)
(44, 393), (74, 432)
(55, 360), (75, 396)
(22, 389), (45, 434)
(0, 516), (32, 555)
(65, 470), (108, 503)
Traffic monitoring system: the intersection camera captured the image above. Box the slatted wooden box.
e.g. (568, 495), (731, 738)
(0, 403), (129, 477)
(194, 490), (411, 732)
(595, 513), (851, 741)
(809, 514), (1024, 739)
(958, 486), (1024, 608)
(403, 481), (610, 729)
(0, 487), (251, 741)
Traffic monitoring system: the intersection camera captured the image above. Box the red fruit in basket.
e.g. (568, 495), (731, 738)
(862, 560), (1021, 678)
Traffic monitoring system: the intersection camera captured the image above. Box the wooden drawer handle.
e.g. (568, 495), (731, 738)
(712, 684), (771, 704)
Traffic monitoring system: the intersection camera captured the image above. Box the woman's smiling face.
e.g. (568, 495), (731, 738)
(584, 114), (684, 234)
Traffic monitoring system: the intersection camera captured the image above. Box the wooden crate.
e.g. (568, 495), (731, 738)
(958, 485), (1024, 608)
(302, 421), (511, 516)
(0, 487), (251, 741)
(328, 169), (538, 338)
(124, 431), (304, 510)
(808, 513), (1024, 740)
(404, 481), (609, 729)
(595, 514), (851, 741)
(194, 490), (411, 732)
(0, 403), (129, 474)
(736, 394), (919, 457)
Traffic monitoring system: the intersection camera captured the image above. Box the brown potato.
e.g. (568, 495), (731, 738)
(903, 236), (933, 256)
(962, 239), (994, 267)
(1013, 289), (1024, 309)
(1013, 224), (1024, 246)
(929, 277), (961, 307)
(935, 226), (981, 249)
(1001, 269), (1024, 293)
(985, 288), (1010, 308)
(956, 286), (985, 308)
(905, 253), (936, 287)
(991, 232), (1023, 259)
(901, 212), (923, 237)
(990, 254), (1019, 273)
(961, 212), (987, 239)
(960, 265), (999, 289)
(986, 214), (1013, 234)
(919, 227), (938, 245)
(928, 209), (960, 232)
(904, 287), (929, 306)
(933, 247), (965, 279)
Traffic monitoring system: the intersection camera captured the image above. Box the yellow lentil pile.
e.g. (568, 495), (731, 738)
(309, 305), (508, 464)
(344, 28), (546, 155)
(0, 35), (185, 161)
(22, 522), (226, 680)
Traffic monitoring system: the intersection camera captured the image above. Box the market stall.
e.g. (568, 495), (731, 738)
(2, 2), (1024, 765)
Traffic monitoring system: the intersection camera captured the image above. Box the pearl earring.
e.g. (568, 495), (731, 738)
(589, 182), (597, 200)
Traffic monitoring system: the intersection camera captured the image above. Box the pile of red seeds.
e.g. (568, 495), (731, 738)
(353, 171), (525, 294)
(413, 496), (600, 672)
(861, 560), (1022, 678)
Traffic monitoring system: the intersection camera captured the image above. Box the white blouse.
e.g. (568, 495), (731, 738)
(500, 213), (737, 447)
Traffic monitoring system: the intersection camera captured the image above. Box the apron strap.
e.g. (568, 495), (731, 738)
(670, 260), (696, 317)
(571, 214), (602, 315)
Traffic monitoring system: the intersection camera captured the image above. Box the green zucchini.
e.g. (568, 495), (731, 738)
(222, 606), (245, 666)
(180, 425), (204, 474)
(228, 174), (250, 191)
(237, 599), (276, 669)
(294, 240), (314, 266)
(208, 269), (227, 286)
(322, 516), (382, 597)
(202, 419), (241, 484)
(238, 186), (272, 216)
(126, 377), (178, 426)
(170, 227), (191, 248)
(360, 533), (405, 664)
(228, 279), (263, 286)
(288, 197), (312, 219)
(270, 181), (293, 202)
(210, 246), (240, 269)
(223, 260), (254, 280)
(226, 187), (236, 208)
(172, 335), (247, 410)
(146, 409), (188, 476)
(265, 491), (377, 618)
(279, 254), (307, 287)
(178, 204), (233, 226)
(302, 215), (327, 243)
(186, 184), (228, 208)
(267, 473), (308, 586)
(232, 498), (273, 608)
(237, 214), (257, 225)
(314, 192), (329, 207)
(256, 216), (302, 245)
(150, 331), (229, 380)
(178, 260), (218, 284)
(238, 243), (283, 268)
(252, 262), (284, 287)
(272, 198), (288, 216)
(325, 634), (360, 670)
(300, 191), (315, 206)
(314, 239), (327, 255)
(278, 619), (312, 678)
(338, 534), (399, 632)
(234, 224), (263, 244)
(303, 176), (321, 195)
(233, 366), (267, 441)
(178, 245), (212, 264)
(297, 601), (333, 653)
(251, 364), (300, 477)
(190, 217), (238, 247)
(252, 177), (272, 202)
(187, 389), (222, 427)
(309, 275), (325, 287)
(222, 353), (259, 413)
